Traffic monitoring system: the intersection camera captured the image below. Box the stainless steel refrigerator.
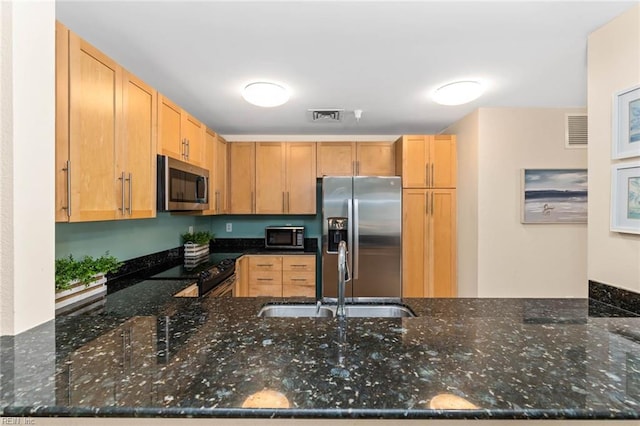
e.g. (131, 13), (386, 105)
(322, 176), (402, 299)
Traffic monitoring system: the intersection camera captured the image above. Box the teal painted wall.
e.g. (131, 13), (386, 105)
(55, 213), (211, 261)
(208, 181), (323, 239)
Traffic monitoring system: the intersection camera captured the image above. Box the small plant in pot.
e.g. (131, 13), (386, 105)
(181, 231), (214, 260)
(55, 252), (122, 314)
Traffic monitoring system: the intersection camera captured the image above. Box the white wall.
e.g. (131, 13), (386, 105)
(587, 5), (640, 293)
(447, 108), (588, 298)
(0, 1), (56, 335)
(445, 110), (479, 297)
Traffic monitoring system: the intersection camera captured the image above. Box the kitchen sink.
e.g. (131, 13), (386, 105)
(257, 304), (334, 318)
(257, 303), (416, 318)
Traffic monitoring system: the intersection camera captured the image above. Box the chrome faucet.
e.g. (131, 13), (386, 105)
(336, 240), (350, 318)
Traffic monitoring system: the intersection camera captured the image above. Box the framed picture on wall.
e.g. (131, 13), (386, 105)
(612, 84), (640, 159)
(521, 169), (588, 224)
(611, 162), (640, 234)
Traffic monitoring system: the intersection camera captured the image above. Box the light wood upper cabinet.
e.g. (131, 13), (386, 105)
(317, 141), (395, 177)
(228, 142), (256, 214)
(229, 142), (316, 214)
(213, 133), (228, 214)
(286, 142), (317, 214)
(122, 72), (157, 219)
(68, 29), (121, 222)
(255, 143), (286, 214)
(396, 135), (456, 188)
(317, 142), (356, 176)
(158, 95), (205, 167)
(56, 23), (157, 223)
(402, 188), (457, 298)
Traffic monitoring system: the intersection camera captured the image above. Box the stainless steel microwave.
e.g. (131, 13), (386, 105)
(265, 226), (305, 250)
(157, 155), (209, 211)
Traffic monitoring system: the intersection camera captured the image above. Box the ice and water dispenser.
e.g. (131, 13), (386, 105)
(327, 217), (348, 253)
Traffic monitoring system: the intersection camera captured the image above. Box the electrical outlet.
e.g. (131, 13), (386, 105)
(226, 223), (232, 232)
(188, 226), (194, 234)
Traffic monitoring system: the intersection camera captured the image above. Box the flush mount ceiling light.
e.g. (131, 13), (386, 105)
(432, 80), (484, 106)
(242, 82), (290, 107)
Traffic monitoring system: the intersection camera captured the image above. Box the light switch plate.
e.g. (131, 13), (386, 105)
(226, 223), (232, 232)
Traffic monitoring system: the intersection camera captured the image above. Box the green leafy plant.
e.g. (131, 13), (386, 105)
(55, 252), (122, 292)
(181, 231), (214, 245)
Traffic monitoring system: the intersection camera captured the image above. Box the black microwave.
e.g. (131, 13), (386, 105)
(157, 155), (209, 211)
(265, 226), (305, 250)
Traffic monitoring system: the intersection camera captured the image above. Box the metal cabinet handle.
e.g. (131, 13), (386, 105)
(182, 139), (187, 159)
(127, 173), (132, 214)
(431, 192), (434, 216)
(291, 278), (307, 282)
(257, 264), (273, 267)
(282, 192), (285, 212)
(426, 192), (429, 215)
(215, 191), (219, 214)
(186, 139), (190, 160)
(431, 164), (434, 187)
(257, 278), (274, 281)
(118, 171), (125, 214)
(426, 164), (429, 187)
(290, 264), (307, 267)
(63, 160), (71, 217)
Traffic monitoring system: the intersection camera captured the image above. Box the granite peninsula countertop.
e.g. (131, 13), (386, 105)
(2, 283), (640, 419)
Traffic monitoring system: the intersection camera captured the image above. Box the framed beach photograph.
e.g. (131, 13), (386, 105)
(611, 162), (640, 234)
(521, 169), (588, 224)
(612, 84), (640, 159)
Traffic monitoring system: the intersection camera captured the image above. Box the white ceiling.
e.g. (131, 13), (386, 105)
(56, 1), (638, 136)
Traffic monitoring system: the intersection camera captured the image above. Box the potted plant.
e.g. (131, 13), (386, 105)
(181, 230), (214, 260)
(55, 252), (122, 314)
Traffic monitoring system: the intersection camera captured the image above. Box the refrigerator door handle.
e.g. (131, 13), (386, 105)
(353, 198), (359, 280)
(347, 199), (354, 283)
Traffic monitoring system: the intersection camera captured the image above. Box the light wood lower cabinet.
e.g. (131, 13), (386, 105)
(235, 255), (316, 297)
(402, 189), (457, 297)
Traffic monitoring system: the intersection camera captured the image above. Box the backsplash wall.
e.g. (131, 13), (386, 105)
(55, 213), (210, 261)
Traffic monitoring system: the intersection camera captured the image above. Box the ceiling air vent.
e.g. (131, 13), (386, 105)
(308, 109), (344, 122)
(565, 113), (588, 148)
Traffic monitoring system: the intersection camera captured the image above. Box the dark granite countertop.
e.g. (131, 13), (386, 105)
(2, 280), (640, 419)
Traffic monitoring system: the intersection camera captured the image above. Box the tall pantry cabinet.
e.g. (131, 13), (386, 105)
(55, 22), (157, 222)
(396, 135), (457, 297)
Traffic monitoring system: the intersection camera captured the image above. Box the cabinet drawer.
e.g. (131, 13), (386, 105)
(282, 271), (315, 286)
(282, 256), (315, 272)
(248, 270), (282, 297)
(248, 283), (282, 297)
(249, 256), (282, 271)
(282, 283), (315, 298)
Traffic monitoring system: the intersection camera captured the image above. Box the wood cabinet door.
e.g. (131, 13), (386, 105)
(234, 256), (249, 297)
(68, 32), (121, 222)
(286, 142), (316, 214)
(316, 142), (356, 177)
(228, 143), (255, 213)
(158, 95), (183, 161)
(431, 189), (457, 297)
(182, 113), (205, 167)
(401, 135), (429, 188)
(402, 189), (428, 297)
(203, 129), (217, 215)
(56, 22), (71, 222)
(215, 135), (228, 214)
(356, 142), (396, 176)
(255, 143), (286, 214)
(430, 135), (457, 188)
(122, 71), (157, 219)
